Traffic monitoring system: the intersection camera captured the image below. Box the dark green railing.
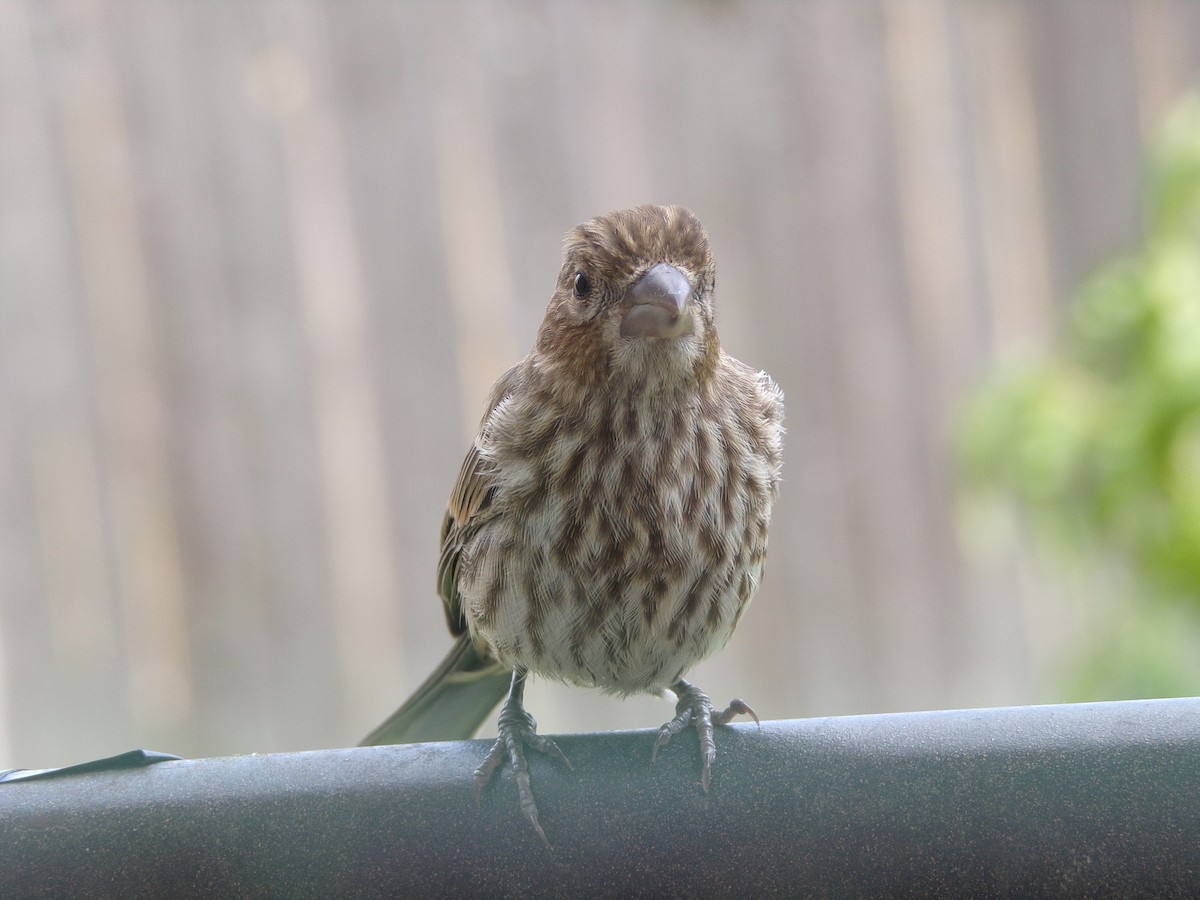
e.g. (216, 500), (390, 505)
(3, 698), (1198, 896)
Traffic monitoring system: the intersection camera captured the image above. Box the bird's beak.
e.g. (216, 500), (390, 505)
(620, 263), (694, 339)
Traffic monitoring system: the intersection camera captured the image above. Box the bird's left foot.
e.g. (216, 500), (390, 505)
(652, 678), (759, 791)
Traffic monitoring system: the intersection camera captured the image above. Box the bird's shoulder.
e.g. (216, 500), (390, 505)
(717, 352), (784, 424)
(713, 352), (785, 485)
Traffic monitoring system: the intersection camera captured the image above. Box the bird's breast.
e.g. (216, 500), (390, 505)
(458, 397), (773, 694)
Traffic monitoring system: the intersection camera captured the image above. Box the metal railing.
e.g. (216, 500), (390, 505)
(2, 698), (1197, 897)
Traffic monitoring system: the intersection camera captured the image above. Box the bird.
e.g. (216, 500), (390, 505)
(361, 204), (784, 846)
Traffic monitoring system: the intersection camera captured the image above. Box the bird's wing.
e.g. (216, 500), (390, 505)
(436, 364), (522, 635)
(436, 443), (496, 634)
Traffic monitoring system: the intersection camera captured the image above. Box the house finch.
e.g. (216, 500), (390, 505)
(362, 205), (784, 845)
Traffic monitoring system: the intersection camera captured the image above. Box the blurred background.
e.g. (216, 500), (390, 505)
(3, 0), (1200, 769)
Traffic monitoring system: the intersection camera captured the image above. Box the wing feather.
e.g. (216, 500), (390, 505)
(436, 364), (523, 635)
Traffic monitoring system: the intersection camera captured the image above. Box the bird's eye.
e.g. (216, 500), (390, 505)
(573, 271), (591, 299)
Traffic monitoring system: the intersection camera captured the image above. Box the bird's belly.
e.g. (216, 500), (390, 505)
(460, 510), (762, 694)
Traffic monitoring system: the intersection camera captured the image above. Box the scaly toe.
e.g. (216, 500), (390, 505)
(653, 679), (757, 791)
(713, 698), (760, 728)
(475, 701), (570, 849)
(652, 706), (694, 762)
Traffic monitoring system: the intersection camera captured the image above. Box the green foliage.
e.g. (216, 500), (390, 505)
(960, 94), (1200, 699)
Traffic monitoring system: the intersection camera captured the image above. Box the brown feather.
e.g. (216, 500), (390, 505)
(440, 205), (784, 695)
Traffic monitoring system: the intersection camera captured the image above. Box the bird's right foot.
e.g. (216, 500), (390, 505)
(474, 673), (572, 848)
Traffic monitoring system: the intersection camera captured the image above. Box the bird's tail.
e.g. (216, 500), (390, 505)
(359, 634), (510, 746)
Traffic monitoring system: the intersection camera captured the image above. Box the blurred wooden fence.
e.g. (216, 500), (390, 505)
(1, 0), (1199, 767)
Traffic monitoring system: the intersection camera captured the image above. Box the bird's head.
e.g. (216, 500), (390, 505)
(535, 205), (719, 388)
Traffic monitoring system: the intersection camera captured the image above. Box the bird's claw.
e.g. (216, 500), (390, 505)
(474, 694), (571, 849)
(652, 680), (758, 792)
